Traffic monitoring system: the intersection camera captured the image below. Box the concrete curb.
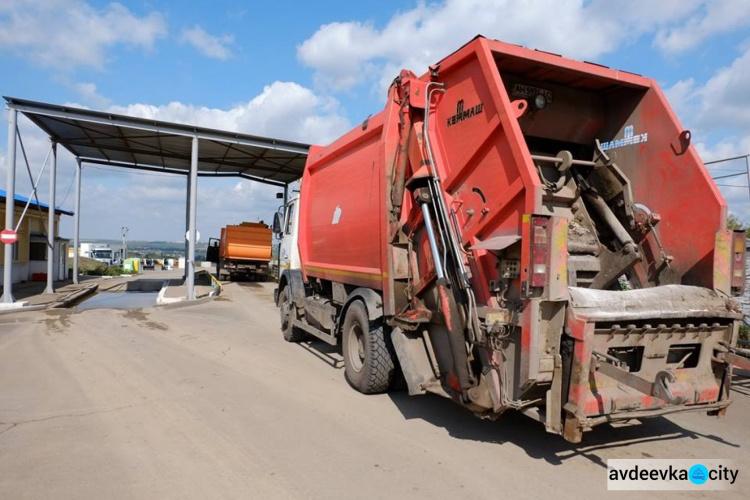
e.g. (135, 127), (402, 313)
(48, 283), (99, 309)
(160, 296), (215, 310)
(0, 282), (98, 316)
(0, 304), (46, 318)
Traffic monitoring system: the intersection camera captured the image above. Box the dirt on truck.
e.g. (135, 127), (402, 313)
(274, 35), (750, 443)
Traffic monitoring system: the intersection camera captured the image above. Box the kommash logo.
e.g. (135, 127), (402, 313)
(446, 99), (484, 127)
(608, 459), (739, 491)
(601, 124), (648, 151)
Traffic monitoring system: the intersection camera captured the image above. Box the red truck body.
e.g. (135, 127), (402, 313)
(300, 38), (723, 295)
(280, 36), (747, 442)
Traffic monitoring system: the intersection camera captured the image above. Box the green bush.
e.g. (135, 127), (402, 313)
(83, 265), (129, 276)
(740, 322), (749, 343)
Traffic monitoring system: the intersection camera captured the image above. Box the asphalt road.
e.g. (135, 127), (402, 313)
(0, 281), (748, 499)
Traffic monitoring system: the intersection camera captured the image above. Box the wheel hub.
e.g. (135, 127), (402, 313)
(348, 323), (365, 372)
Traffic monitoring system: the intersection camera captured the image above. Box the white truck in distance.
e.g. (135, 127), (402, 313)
(80, 243), (115, 265)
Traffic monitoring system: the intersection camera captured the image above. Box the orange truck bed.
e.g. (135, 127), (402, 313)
(220, 222), (272, 262)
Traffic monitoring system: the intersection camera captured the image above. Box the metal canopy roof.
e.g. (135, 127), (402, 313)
(4, 96), (309, 187)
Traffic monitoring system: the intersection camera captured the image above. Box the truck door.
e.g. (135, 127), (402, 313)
(206, 238), (220, 263)
(277, 197), (300, 271)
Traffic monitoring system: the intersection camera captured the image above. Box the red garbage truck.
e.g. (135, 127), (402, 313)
(274, 36), (749, 442)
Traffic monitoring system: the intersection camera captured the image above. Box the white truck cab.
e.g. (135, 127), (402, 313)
(274, 194), (300, 271)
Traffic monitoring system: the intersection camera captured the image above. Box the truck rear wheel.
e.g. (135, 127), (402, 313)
(279, 287), (305, 342)
(342, 301), (395, 394)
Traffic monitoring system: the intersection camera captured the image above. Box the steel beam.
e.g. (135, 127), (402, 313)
(2, 108), (18, 303)
(187, 137), (199, 300)
(75, 158), (289, 187)
(73, 158), (82, 284)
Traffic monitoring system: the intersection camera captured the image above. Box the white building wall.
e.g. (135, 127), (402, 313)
(0, 262), (30, 284)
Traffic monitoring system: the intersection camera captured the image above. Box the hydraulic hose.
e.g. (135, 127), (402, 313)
(420, 196), (473, 396)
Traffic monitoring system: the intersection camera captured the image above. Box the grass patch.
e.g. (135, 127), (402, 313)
(67, 256), (129, 276)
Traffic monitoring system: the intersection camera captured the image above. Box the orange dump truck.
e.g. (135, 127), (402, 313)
(207, 222), (272, 280)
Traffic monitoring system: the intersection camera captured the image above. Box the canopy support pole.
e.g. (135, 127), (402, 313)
(184, 172), (191, 280)
(72, 158), (82, 284)
(187, 137), (198, 300)
(2, 108), (18, 303)
(44, 141), (57, 294)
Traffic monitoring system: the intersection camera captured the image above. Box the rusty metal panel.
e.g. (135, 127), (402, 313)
(731, 230), (746, 295)
(548, 216), (569, 301)
(713, 229), (732, 295)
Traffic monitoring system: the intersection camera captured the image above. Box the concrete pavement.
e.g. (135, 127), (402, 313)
(0, 281), (748, 499)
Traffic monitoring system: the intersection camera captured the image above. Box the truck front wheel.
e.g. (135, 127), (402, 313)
(342, 301), (395, 394)
(279, 287), (305, 342)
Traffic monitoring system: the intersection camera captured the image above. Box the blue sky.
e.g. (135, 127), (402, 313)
(1, 0), (750, 241)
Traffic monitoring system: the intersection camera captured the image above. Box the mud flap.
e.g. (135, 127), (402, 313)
(545, 354), (563, 434)
(391, 327), (438, 395)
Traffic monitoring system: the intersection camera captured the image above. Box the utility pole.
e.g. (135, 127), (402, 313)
(121, 226), (129, 264)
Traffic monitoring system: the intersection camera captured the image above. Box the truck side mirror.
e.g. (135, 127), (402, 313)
(273, 211), (283, 235)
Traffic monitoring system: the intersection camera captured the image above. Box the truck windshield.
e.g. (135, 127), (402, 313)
(92, 251), (112, 259)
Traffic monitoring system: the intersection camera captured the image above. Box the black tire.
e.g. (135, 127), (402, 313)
(279, 286), (306, 342)
(342, 301), (395, 394)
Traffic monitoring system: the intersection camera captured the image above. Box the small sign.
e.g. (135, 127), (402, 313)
(510, 83), (553, 104)
(185, 230), (201, 242)
(0, 229), (18, 244)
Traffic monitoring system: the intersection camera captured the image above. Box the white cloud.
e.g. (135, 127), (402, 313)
(297, 0), (750, 94)
(694, 48), (750, 131)
(73, 82), (111, 108)
(664, 44), (750, 146)
(179, 26), (234, 60)
(653, 0), (750, 53)
(695, 137), (750, 162)
(108, 81), (350, 145)
(662, 46), (750, 221)
(0, 0), (167, 72)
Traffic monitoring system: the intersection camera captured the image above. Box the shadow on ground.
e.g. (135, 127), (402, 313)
(296, 339), (344, 369)
(294, 329), (745, 468)
(386, 390), (740, 467)
(236, 282), (265, 289)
